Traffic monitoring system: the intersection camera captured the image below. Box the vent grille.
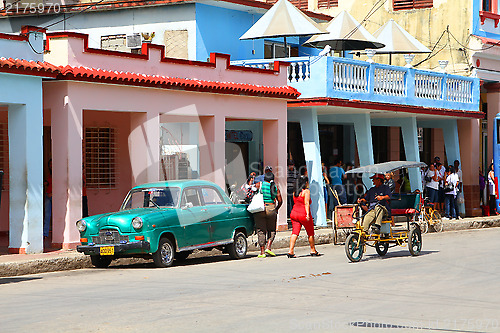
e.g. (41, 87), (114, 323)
(92, 229), (129, 245)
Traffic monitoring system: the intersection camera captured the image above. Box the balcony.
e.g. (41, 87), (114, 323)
(231, 56), (480, 112)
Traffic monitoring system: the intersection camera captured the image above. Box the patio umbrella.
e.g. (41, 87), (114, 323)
(370, 19), (431, 64)
(304, 11), (384, 51)
(240, 0), (326, 56)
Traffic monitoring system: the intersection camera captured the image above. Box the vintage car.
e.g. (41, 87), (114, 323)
(76, 180), (254, 268)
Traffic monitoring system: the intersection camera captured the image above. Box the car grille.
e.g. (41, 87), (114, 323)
(92, 229), (129, 244)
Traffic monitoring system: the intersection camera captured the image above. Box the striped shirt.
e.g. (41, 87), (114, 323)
(261, 181), (277, 203)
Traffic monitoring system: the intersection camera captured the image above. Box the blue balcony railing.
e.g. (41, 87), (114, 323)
(231, 56), (480, 112)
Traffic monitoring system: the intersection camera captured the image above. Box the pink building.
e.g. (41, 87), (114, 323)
(1, 31), (297, 253)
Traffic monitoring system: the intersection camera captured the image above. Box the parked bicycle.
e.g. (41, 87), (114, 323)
(417, 196), (442, 233)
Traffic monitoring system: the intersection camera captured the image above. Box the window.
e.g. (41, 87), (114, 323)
(181, 187), (201, 207)
(393, 0), (433, 10)
(164, 30), (188, 59)
(84, 127), (117, 189)
(0, 123), (7, 190)
(201, 187), (224, 205)
(318, 0), (338, 9)
(264, 41), (299, 58)
(483, 0), (492, 12)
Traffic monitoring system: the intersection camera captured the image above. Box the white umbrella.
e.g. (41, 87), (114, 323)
(240, 0), (326, 56)
(372, 19), (431, 54)
(305, 11), (384, 51)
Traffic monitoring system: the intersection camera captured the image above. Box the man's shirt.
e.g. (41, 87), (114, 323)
(364, 184), (392, 214)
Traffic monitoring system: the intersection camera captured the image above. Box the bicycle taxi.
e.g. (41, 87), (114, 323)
(343, 161), (426, 262)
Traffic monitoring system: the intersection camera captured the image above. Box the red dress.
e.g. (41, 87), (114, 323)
(290, 194), (314, 236)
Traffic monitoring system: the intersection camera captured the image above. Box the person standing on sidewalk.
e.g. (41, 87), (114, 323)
(444, 165), (459, 220)
(286, 160), (299, 218)
(254, 169), (282, 258)
(287, 176), (321, 258)
(329, 159), (347, 208)
(43, 159), (53, 247)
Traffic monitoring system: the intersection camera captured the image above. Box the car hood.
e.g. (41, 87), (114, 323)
(87, 208), (169, 233)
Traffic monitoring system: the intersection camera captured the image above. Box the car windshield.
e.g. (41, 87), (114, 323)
(121, 187), (181, 210)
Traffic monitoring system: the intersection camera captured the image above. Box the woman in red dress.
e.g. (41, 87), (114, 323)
(287, 176), (321, 258)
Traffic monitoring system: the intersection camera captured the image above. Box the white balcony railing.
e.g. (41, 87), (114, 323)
(231, 56), (479, 111)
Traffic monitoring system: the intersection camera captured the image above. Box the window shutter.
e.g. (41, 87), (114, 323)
(393, 0), (433, 10)
(318, 0), (338, 9)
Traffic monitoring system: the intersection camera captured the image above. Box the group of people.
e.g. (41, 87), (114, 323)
(423, 156), (463, 220)
(244, 165), (321, 258)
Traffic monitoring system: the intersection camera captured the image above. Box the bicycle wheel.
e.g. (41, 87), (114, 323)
(431, 210), (443, 232)
(345, 233), (364, 262)
(408, 227), (422, 256)
(419, 212), (429, 234)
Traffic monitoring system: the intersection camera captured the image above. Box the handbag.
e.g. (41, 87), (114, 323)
(444, 182), (454, 192)
(247, 188), (264, 213)
(425, 175), (432, 182)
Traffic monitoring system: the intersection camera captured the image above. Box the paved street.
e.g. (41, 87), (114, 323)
(1, 228), (500, 333)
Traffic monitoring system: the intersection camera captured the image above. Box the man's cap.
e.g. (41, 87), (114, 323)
(264, 165), (273, 172)
(434, 156), (441, 161)
(370, 173), (385, 180)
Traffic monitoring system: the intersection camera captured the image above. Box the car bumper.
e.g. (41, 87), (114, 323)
(77, 241), (150, 255)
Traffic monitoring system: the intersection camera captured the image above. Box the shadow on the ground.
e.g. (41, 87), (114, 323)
(0, 276), (42, 285)
(364, 249), (439, 260)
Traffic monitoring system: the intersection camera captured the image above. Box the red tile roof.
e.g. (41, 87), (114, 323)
(0, 57), (300, 99)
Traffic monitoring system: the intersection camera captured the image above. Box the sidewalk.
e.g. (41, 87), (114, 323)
(1, 215), (500, 277)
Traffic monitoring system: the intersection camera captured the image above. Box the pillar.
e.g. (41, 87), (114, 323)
(458, 118), (481, 216)
(199, 116), (226, 190)
(400, 117), (422, 191)
(8, 101), (43, 254)
(352, 114), (375, 187)
(294, 109), (327, 227)
(263, 119), (288, 230)
(50, 89), (82, 249)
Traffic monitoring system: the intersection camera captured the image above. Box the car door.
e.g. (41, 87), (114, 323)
(200, 186), (233, 243)
(177, 186), (210, 248)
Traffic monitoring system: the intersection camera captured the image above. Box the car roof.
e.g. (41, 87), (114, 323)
(131, 180), (222, 191)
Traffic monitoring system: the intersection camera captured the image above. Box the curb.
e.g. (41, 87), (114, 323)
(1, 218), (500, 277)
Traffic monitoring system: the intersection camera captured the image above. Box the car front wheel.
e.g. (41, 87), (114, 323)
(227, 232), (247, 259)
(153, 237), (175, 268)
(90, 255), (112, 268)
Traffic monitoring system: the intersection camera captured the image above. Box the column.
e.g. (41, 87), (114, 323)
(294, 109), (327, 227)
(263, 118), (288, 230)
(50, 90), (82, 249)
(352, 114), (375, 187)
(458, 118), (481, 216)
(130, 112), (149, 185)
(8, 101), (43, 254)
(199, 116), (226, 190)
(400, 117), (422, 191)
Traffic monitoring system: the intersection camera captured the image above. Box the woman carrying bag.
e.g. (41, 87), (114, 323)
(254, 169), (282, 258)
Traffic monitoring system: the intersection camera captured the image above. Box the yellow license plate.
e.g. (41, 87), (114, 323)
(100, 246), (114, 256)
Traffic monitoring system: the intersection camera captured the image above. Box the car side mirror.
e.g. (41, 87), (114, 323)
(182, 202), (193, 210)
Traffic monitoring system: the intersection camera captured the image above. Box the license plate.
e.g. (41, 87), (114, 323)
(100, 246), (114, 256)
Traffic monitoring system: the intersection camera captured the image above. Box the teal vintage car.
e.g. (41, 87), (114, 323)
(76, 180), (254, 268)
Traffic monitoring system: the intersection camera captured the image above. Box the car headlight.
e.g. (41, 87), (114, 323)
(76, 220), (87, 232)
(132, 217), (143, 230)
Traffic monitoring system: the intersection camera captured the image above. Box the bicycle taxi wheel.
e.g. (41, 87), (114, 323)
(345, 233), (364, 262)
(408, 226), (422, 256)
(375, 241), (389, 256)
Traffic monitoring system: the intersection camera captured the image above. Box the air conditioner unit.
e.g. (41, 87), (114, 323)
(126, 34), (142, 49)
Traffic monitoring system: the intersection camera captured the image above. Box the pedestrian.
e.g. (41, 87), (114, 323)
(254, 169), (282, 258)
(488, 163), (497, 215)
(242, 172), (256, 203)
(425, 163), (439, 208)
(287, 176), (321, 258)
(286, 160), (299, 218)
(322, 162), (330, 219)
(443, 165), (459, 220)
(436, 162), (446, 213)
(345, 163), (357, 204)
(329, 159), (347, 208)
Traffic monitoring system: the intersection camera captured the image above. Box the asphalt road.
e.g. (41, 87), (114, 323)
(1, 228), (500, 333)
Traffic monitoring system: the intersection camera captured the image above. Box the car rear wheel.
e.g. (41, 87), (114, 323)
(153, 237), (175, 268)
(227, 232), (247, 259)
(90, 255), (112, 268)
